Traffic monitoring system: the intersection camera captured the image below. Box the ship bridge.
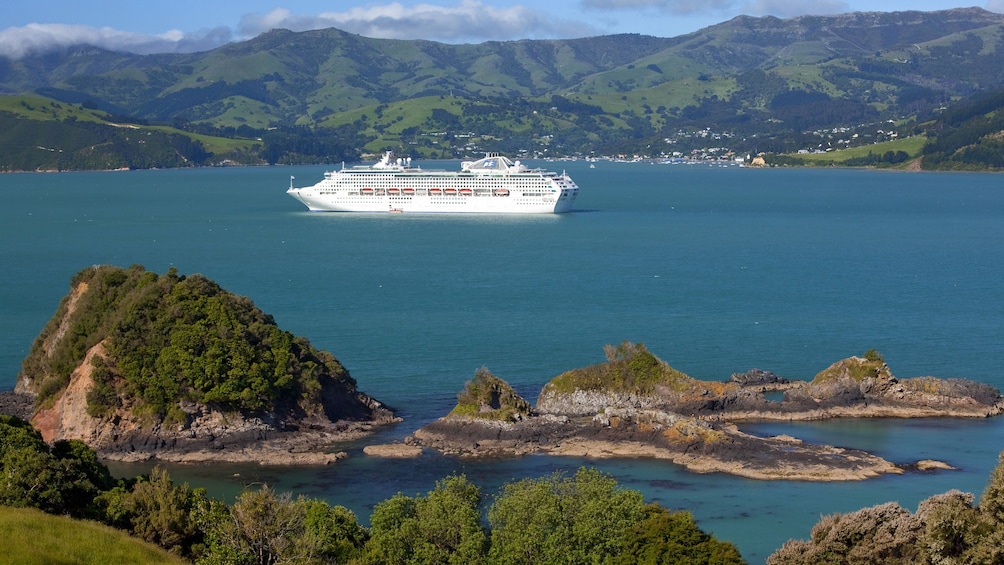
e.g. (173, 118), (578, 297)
(461, 152), (528, 174)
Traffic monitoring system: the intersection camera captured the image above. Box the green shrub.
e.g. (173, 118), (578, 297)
(449, 367), (532, 421)
(546, 341), (695, 395)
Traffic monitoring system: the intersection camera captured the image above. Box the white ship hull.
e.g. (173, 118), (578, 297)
(287, 153), (578, 214)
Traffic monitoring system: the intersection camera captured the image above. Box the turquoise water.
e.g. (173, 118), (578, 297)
(2, 162), (1003, 563)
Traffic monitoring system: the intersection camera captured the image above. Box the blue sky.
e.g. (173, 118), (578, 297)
(2, 0), (1002, 59)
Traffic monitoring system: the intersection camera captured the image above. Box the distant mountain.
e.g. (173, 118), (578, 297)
(1, 7), (1002, 168)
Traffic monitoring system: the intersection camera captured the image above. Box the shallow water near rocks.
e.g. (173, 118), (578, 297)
(3, 162), (1003, 563)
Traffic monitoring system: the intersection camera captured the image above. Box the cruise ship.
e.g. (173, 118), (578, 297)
(286, 152), (579, 214)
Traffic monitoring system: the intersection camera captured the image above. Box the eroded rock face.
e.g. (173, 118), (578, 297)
(535, 389), (666, 416)
(26, 341), (399, 464)
(730, 368), (788, 386)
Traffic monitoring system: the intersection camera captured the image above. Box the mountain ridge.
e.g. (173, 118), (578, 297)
(1, 7), (1002, 169)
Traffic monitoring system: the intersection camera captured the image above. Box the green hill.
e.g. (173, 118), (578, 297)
(1, 8), (1003, 168)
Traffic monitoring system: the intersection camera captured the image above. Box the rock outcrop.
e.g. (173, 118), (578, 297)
(10, 265), (399, 464)
(403, 343), (1003, 481)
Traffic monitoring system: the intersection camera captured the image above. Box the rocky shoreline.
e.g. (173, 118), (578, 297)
(404, 411), (905, 481)
(0, 388), (400, 465)
(7, 307), (1003, 478)
(393, 352), (1004, 481)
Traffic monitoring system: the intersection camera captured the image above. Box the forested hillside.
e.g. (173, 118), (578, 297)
(19, 265), (370, 423)
(1, 8), (1003, 169)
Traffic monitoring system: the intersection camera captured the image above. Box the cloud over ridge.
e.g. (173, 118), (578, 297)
(0, 23), (233, 59)
(238, 1), (597, 42)
(0, 1), (598, 60)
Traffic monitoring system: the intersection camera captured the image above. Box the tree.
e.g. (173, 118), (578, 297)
(198, 486), (307, 565)
(486, 467), (646, 565)
(301, 499), (368, 564)
(979, 451), (1004, 524)
(613, 504), (744, 565)
(363, 474), (487, 565)
(0, 415), (114, 519)
(99, 466), (204, 557)
(196, 485), (366, 565)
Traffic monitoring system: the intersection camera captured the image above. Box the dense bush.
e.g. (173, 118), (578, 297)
(0, 415), (115, 519)
(768, 451), (1004, 564)
(545, 341), (698, 395)
(20, 265), (357, 420)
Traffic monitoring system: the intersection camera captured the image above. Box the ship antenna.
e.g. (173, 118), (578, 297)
(289, 175), (294, 189)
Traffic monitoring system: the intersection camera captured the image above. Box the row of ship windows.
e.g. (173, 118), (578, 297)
(317, 189), (558, 197)
(343, 176), (550, 185)
(333, 183), (546, 189)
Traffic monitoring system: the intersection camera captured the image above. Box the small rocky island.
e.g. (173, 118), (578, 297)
(400, 342), (1003, 481)
(4, 267), (1001, 479)
(4, 265), (398, 464)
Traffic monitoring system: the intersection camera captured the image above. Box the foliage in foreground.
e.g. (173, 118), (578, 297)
(0, 413), (743, 564)
(0, 415), (114, 519)
(768, 451), (1004, 564)
(18, 399), (1004, 565)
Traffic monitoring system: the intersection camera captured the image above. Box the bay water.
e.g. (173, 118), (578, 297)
(1, 161), (1002, 563)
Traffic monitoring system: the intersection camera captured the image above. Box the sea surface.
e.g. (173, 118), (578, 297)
(1, 161), (1002, 563)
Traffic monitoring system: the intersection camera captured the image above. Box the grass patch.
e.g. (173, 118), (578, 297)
(0, 506), (187, 565)
(813, 350), (889, 383)
(0, 94), (108, 124)
(545, 342), (697, 395)
(792, 136), (927, 165)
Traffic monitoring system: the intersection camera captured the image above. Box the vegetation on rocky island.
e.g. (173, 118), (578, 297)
(0, 413), (744, 564)
(543, 341), (711, 396)
(811, 350), (891, 383)
(807, 350), (1002, 407)
(448, 366), (533, 421)
(19, 264), (360, 423)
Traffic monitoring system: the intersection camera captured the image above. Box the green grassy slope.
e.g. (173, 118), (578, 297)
(0, 506), (187, 565)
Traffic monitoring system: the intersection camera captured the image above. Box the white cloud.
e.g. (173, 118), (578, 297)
(238, 1), (599, 42)
(0, 1), (600, 60)
(0, 23), (233, 59)
(580, 0), (848, 17)
(742, 0), (850, 18)
(581, 0), (739, 16)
